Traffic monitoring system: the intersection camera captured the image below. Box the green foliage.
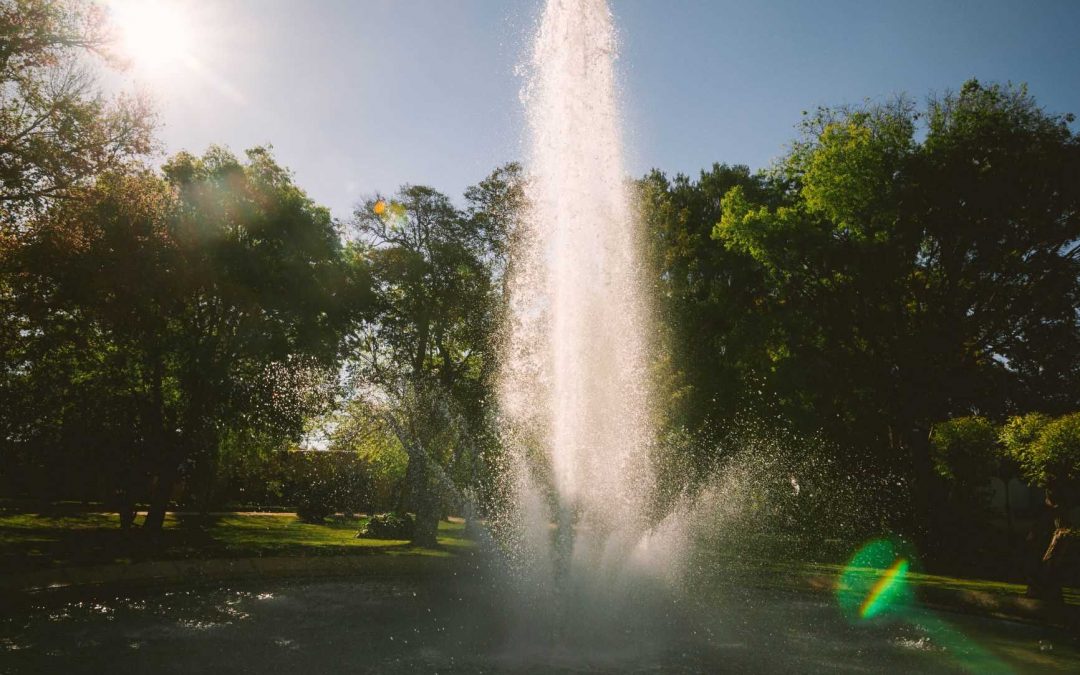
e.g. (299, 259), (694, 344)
(639, 163), (783, 438)
(1, 0), (154, 512)
(359, 511), (416, 540)
(294, 500), (333, 524)
(0, 0), (154, 228)
(1033, 414), (1080, 485)
(795, 102), (915, 239)
(999, 413), (1051, 482)
(2, 8), (1078, 581)
(1, 146), (363, 526)
(325, 401), (409, 507)
(1007, 413), (1080, 489)
(693, 80), (1080, 504)
(637, 79), (1080, 564)
(342, 171), (513, 545)
(929, 416), (1000, 484)
(287, 450), (372, 523)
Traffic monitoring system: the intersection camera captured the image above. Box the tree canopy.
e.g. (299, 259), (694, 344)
(2, 146), (362, 527)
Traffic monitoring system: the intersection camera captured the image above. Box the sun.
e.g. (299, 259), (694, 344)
(108, 0), (194, 73)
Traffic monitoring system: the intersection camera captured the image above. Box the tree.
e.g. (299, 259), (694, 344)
(325, 399), (410, 512)
(1, 168), (175, 521)
(1, 1), (154, 508)
(140, 147), (358, 528)
(0, 0), (154, 233)
(4, 147), (359, 529)
(1001, 412), (1079, 602)
(345, 182), (503, 546)
(710, 81), (1080, 547)
(930, 416), (1000, 493)
(928, 415), (1008, 560)
(462, 161), (525, 289)
(638, 164), (783, 448)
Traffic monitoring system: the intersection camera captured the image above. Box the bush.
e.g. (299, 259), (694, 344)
(286, 450), (374, 522)
(296, 497), (334, 523)
(358, 511), (415, 539)
(930, 416), (1000, 486)
(1001, 412), (1080, 490)
(1030, 413), (1080, 488)
(1000, 412), (1051, 481)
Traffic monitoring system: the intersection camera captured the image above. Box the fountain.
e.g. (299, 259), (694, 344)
(480, 1), (699, 658)
(3, 3), (1077, 673)
(496, 0), (680, 602)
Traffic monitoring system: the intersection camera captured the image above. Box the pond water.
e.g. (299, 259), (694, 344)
(1, 575), (1076, 673)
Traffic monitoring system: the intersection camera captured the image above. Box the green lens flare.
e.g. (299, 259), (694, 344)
(837, 540), (1013, 671)
(836, 538), (913, 621)
(859, 557), (908, 618)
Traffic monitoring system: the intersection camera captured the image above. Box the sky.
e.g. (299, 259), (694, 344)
(105, 0), (1080, 220)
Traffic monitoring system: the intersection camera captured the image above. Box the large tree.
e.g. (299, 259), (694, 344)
(711, 81), (1080, 546)
(345, 179), (506, 546)
(0, 0), (153, 234)
(4, 147), (359, 528)
(638, 164), (783, 446)
(2, 168), (176, 520)
(1001, 412), (1080, 602)
(1, 0), (153, 505)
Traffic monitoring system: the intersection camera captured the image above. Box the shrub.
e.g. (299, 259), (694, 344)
(358, 511), (416, 539)
(1028, 413), (1080, 489)
(286, 450), (374, 522)
(296, 497), (334, 523)
(999, 412), (1051, 481)
(929, 416), (999, 486)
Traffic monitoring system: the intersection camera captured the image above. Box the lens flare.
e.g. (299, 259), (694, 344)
(859, 557), (909, 619)
(836, 539), (1012, 671)
(836, 538), (913, 621)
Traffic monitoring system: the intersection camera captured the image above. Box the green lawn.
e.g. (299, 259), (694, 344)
(3, 508), (1076, 618)
(0, 510), (473, 574)
(687, 554), (1079, 611)
(781, 560), (1078, 605)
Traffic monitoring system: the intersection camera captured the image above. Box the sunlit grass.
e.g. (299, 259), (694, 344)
(809, 562), (1078, 605)
(2, 510), (1073, 609)
(689, 554), (1079, 607)
(0, 510), (473, 573)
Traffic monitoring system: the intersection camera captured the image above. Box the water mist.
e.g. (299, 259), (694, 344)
(496, 0), (684, 624)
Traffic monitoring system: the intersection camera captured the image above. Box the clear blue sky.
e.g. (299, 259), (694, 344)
(118, 0), (1080, 219)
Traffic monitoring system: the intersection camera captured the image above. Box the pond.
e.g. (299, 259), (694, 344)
(2, 575), (1076, 673)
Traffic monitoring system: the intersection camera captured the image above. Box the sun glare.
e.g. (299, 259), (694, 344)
(109, 0), (194, 73)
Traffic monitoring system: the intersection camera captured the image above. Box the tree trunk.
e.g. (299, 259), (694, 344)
(116, 488), (135, 529)
(114, 451), (137, 529)
(1025, 486), (1072, 604)
(396, 458), (414, 512)
(412, 501), (440, 548)
(144, 455), (179, 531)
(1003, 476), (1015, 552)
(143, 348), (172, 532)
(1026, 526), (1070, 604)
(463, 494), (477, 536)
(143, 479), (171, 531)
(897, 422), (938, 554)
(408, 456), (440, 548)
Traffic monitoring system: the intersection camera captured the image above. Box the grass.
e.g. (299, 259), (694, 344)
(0, 509), (473, 575)
(689, 554), (1080, 610)
(790, 561), (1078, 605)
(3, 508), (1076, 616)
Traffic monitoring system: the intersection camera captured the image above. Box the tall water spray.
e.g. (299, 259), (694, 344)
(499, 0), (670, 599)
